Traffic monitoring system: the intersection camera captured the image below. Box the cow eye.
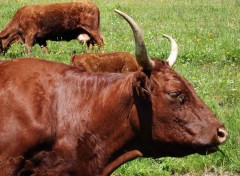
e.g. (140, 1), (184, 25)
(168, 92), (181, 98)
(168, 92), (185, 104)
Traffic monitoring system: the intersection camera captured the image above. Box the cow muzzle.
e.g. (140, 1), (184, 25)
(195, 126), (227, 155)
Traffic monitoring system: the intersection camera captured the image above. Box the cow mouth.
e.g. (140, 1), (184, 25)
(176, 144), (221, 156)
(194, 145), (219, 155)
(142, 142), (222, 158)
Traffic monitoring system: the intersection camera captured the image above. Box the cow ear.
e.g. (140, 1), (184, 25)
(0, 39), (3, 51)
(133, 72), (151, 100)
(0, 45), (3, 54)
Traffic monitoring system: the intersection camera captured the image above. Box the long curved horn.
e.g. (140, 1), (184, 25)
(162, 34), (178, 67)
(115, 9), (155, 71)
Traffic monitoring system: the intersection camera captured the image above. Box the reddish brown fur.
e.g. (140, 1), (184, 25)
(0, 58), (227, 176)
(0, 2), (104, 54)
(70, 52), (140, 72)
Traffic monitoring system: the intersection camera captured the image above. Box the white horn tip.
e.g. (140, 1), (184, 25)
(162, 34), (171, 39)
(114, 9), (122, 14)
(162, 34), (178, 68)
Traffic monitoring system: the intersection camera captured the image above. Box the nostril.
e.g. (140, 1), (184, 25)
(217, 128), (227, 144)
(218, 129), (225, 138)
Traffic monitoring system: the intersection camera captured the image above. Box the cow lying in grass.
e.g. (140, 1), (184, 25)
(70, 52), (139, 72)
(0, 10), (227, 176)
(0, 2), (104, 54)
(70, 34), (178, 72)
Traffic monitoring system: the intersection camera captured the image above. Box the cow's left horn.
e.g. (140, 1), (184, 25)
(115, 9), (155, 71)
(163, 34), (178, 67)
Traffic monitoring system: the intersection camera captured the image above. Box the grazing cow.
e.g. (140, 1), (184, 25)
(0, 10), (227, 176)
(70, 34), (177, 73)
(0, 2), (104, 54)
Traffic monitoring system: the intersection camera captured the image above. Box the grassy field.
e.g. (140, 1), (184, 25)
(0, 0), (239, 175)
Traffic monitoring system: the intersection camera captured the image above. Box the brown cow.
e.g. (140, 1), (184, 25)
(70, 34), (178, 73)
(0, 2), (104, 54)
(0, 10), (227, 176)
(70, 52), (140, 72)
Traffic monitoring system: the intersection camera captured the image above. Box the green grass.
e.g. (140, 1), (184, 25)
(0, 0), (239, 175)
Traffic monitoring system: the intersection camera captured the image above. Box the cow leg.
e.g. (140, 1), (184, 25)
(0, 125), (52, 175)
(23, 33), (36, 55)
(0, 149), (25, 175)
(0, 137), (48, 176)
(0, 156), (24, 176)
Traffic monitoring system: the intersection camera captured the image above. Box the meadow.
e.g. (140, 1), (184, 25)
(0, 0), (239, 175)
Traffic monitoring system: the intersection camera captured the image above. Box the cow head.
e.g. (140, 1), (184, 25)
(115, 10), (227, 157)
(0, 36), (11, 54)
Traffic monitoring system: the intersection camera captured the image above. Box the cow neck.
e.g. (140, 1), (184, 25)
(72, 73), (137, 176)
(99, 75), (154, 175)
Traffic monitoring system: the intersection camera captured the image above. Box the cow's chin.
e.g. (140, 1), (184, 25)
(194, 145), (219, 155)
(142, 142), (220, 158)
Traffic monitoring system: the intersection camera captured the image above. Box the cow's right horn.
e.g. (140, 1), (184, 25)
(162, 34), (178, 68)
(115, 9), (155, 71)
